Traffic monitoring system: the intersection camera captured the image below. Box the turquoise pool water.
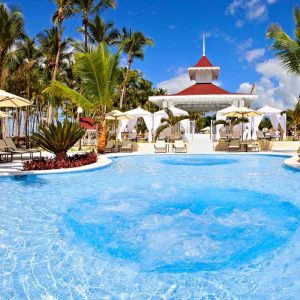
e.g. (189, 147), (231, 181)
(0, 155), (300, 299)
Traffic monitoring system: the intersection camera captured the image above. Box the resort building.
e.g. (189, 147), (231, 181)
(149, 39), (258, 113)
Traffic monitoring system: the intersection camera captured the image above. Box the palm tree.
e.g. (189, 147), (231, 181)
(43, 43), (122, 153)
(84, 15), (119, 45)
(0, 3), (25, 87)
(51, 0), (75, 81)
(37, 27), (72, 123)
(214, 117), (249, 136)
(286, 100), (300, 135)
(118, 28), (154, 109)
(73, 0), (116, 52)
(32, 120), (86, 161)
(267, 6), (300, 76)
(155, 108), (189, 141)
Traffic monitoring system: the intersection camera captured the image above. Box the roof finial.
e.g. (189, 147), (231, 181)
(203, 33), (206, 56)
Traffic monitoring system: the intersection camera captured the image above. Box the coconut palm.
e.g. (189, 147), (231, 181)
(51, 0), (75, 81)
(43, 43), (122, 153)
(155, 108), (189, 141)
(118, 28), (154, 109)
(73, 0), (116, 51)
(37, 27), (73, 123)
(267, 6), (300, 76)
(82, 15), (119, 45)
(32, 120), (86, 160)
(214, 117), (249, 136)
(0, 3), (25, 87)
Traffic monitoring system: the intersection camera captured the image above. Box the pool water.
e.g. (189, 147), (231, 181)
(1, 155), (300, 299)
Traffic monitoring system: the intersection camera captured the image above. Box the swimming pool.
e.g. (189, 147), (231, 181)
(1, 155), (300, 299)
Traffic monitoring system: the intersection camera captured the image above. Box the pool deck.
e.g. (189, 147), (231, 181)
(0, 144), (299, 176)
(284, 155), (300, 170)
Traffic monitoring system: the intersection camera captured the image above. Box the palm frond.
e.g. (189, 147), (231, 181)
(43, 80), (94, 110)
(155, 124), (169, 141)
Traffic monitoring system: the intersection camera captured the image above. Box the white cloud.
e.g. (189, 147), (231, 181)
(226, 0), (278, 26)
(245, 48), (266, 62)
(238, 38), (253, 53)
(238, 59), (300, 109)
(157, 72), (192, 94)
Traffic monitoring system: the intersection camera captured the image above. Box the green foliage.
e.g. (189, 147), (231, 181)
(259, 117), (273, 130)
(267, 6), (300, 75)
(0, 3), (25, 86)
(32, 120), (86, 158)
(43, 43), (122, 117)
(84, 15), (119, 45)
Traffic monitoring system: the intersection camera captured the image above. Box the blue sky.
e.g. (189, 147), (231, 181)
(4, 0), (300, 108)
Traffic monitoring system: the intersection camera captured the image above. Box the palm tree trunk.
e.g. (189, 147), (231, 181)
(97, 120), (107, 153)
(83, 13), (89, 52)
(120, 59), (132, 109)
(53, 22), (63, 81)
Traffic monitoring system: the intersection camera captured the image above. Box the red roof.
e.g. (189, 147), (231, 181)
(80, 117), (97, 130)
(173, 83), (232, 96)
(195, 56), (213, 67)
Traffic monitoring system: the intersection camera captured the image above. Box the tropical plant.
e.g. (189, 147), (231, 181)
(73, 0), (116, 51)
(0, 3), (25, 87)
(43, 43), (122, 152)
(118, 28), (154, 108)
(51, 0), (75, 80)
(32, 119), (86, 160)
(286, 101), (300, 134)
(267, 5), (300, 76)
(214, 117), (249, 135)
(83, 15), (119, 45)
(37, 26), (73, 123)
(155, 108), (190, 141)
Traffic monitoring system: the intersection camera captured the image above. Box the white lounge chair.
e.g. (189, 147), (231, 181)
(120, 141), (133, 152)
(173, 140), (187, 153)
(154, 140), (167, 153)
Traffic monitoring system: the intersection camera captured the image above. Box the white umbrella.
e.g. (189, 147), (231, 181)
(0, 90), (32, 107)
(106, 110), (132, 142)
(222, 107), (263, 141)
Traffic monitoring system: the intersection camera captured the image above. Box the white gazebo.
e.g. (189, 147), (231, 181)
(255, 105), (286, 140)
(149, 37), (257, 113)
(119, 107), (153, 142)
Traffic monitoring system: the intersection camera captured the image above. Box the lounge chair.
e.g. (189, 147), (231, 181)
(173, 140), (187, 153)
(120, 141), (133, 153)
(2, 138), (41, 160)
(104, 140), (114, 153)
(228, 139), (240, 152)
(104, 140), (115, 153)
(245, 140), (260, 152)
(154, 140), (167, 153)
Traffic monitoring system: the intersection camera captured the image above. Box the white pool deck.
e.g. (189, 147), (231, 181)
(0, 141), (299, 176)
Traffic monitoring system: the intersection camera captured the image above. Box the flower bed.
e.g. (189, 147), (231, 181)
(23, 152), (98, 171)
